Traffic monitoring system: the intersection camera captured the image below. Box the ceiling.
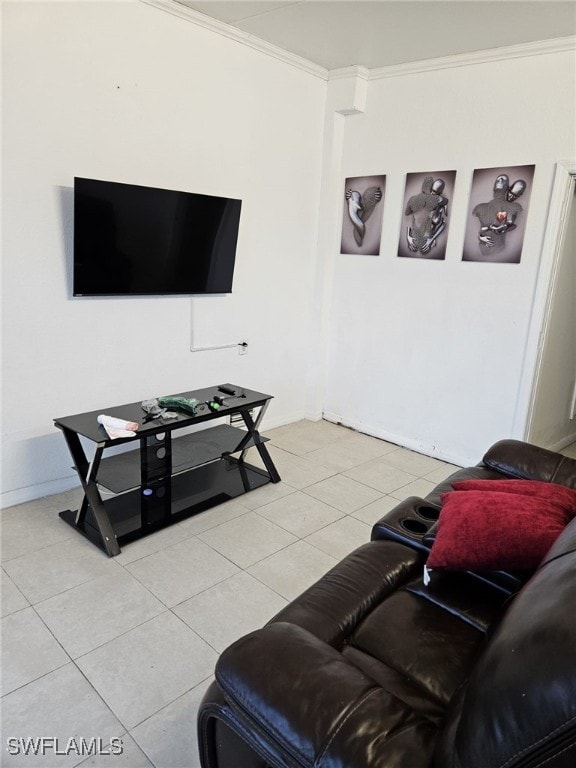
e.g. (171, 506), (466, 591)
(172, 0), (576, 70)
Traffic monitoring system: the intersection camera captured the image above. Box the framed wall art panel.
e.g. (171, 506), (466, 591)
(463, 165), (535, 263)
(340, 174), (386, 255)
(398, 170), (456, 260)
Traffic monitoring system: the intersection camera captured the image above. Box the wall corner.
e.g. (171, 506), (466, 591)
(327, 65), (370, 115)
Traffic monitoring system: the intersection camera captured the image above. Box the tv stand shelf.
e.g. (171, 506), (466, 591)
(54, 385), (279, 557)
(96, 424), (271, 494)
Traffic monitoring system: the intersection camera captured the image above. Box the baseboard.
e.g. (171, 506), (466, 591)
(546, 431), (576, 453)
(322, 411), (469, 467)
(1, 475), (80, 509)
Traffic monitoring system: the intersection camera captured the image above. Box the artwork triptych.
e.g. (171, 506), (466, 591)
(340, 165), (535, 264)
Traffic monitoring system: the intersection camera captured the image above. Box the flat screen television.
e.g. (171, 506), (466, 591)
(73, 177), (242, 296)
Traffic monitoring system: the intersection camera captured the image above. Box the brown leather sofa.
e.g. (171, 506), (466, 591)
(197, 440), (576, 767)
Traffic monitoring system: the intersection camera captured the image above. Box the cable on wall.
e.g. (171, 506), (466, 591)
(190, 299), (248, 354)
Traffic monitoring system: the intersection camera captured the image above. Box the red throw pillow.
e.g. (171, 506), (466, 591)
(426, 490), (569, 571)
(451, 478), (576, 516)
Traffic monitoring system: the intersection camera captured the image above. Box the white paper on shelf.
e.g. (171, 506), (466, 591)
(97, 414), (139, 439)
(107, 427), (138, 439)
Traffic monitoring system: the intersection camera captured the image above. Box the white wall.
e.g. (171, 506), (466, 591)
(1, 1), (326, 504)
(2, 3), (574, 504)
(323, 48), (576, 466)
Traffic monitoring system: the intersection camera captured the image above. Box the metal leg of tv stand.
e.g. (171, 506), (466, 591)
(239, 403), (280, 484)
(60, 428), (121, 557)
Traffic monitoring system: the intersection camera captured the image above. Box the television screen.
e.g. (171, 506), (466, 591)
(73, 178), (242, 296)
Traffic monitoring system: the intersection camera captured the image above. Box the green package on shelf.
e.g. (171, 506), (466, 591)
(157, 395), (199, 415)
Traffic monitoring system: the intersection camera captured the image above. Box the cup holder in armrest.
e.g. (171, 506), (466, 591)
(415, 505), (440, 522)
(400, 518), (429, 534)
(371, 496), (440, 553)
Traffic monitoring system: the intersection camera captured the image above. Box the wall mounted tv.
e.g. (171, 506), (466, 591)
(73, 177), (242, 296)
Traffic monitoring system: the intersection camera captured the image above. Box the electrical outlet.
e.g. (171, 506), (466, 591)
(239, 340), (248, 355)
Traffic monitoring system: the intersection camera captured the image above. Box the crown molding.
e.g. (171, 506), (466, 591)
(142, 1), (574, 83)
(368, 35), (576, 80)
(328, 65), (370, 83)
(141, 0), (330, 80)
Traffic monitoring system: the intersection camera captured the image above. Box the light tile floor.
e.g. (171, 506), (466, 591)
(1, 421), (574, 768)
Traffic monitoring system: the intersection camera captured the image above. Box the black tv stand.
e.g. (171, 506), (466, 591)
(54, 385), (280, 557)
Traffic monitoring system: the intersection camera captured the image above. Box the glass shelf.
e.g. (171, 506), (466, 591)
(96, 424), (269, 493)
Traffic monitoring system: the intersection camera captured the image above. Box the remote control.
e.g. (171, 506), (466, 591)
(218, 384), (236, 396)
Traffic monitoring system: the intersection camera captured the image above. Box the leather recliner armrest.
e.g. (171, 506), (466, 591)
(483, 439), (576, 488)
(215, 622), (437, 768)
